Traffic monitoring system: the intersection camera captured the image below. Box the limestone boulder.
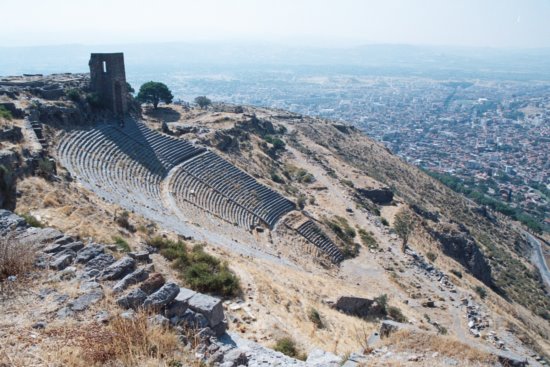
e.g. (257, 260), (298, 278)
(112, 268), (149, 294)
(139, 272), (165, 294)
(165, 287), (196, 319)
(143, 282), (180, 309)
(117, 288), (147, 310)
(188, 292), (224, 327)
(70, 288), (104, 312)
(0, 209), (27, 235)
(50, 252), (75, 270)
(86, 253), (116, 272)
(100, 256), (136, 281)
(76, 244), (105, 263)
(335, 296), (384, 318)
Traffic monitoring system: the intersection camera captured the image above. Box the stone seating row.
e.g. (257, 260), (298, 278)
(296, 220), (345, 263)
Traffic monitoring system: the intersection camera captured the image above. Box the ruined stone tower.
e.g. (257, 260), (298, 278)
(89, 53), (128, 117)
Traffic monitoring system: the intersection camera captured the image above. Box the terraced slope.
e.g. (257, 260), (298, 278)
(57, 120), (343, 263)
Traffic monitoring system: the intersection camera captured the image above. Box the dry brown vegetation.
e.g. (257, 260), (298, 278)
(381, 330), (497, 365)
(47, 312), (183, 367)
(0, 235), (36, 298)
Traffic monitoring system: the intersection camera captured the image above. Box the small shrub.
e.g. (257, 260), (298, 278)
(325, 216), (359, 258)
(387, 306), (407, 323)
(341, 179), (354, 188)
(374, 294), (388, 310)
(450, 269), (463, 278)
(271, 173), (285, 184)
(185, 245), (240, 297)
(20, 213), (43, 228)
(65, 88), (81, 102)
(426, 251), (437, 262)
(37, 158), (55, 178)
(380, 217), (389, 226)
(271, 138), (286, 150)
(297, 195), (307, 210)
(474, 286), (487, 299)
(295, 168), (314, 184)
(147, 238), (240, 297)
(371, 294), (407, 322)
(113, 236), (131, 252)
(273, 337), (299, 358)
(86, 93), (103, 108)
(115, 210), (135, 232)
(358, 228), (378, 249)
(308, 308), (324, 329)
(308, 196), (316, 205)
(0, 106), (13, 120)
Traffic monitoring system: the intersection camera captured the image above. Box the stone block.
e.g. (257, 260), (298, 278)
(143, 282), (180, 309)
(100, 256), (136, 280)
(165, 287), (196, 319)
(188, 292), (224, 327)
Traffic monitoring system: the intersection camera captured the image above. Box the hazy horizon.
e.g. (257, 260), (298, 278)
(2, 0), (550, 49)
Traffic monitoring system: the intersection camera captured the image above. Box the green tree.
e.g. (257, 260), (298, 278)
(194, 96), (212, 109)
(393, 208), (416, 252)
(136, 81), (173, 109)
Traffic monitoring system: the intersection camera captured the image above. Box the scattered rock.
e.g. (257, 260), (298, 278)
(143, 282), (180, 309)
(306, 348), (342, 366)
(380, 320), (406, 338)
(62, 241), (84, 252)
(120, 310), (136, 320)
(335, 296), (384, 318)
(422, 300), (436, 308)
(100, 256), (136, 280)
(148, 314), (169, 328)
(117, 288), (147, 310)
(50, 252), (75, 270)
(356, 187), (394, 204)
(221, 348), (248, 367)
(70, 288), (104, 312)
(128, 251), (151, 263)
(80, 280), (101, 292)
(76, 243), (105, 263)
(112, 268), (149, 293)
(0, 209), (27, 234)
(139, 272), (165, 295)
(180, 309), (208, 329)
(165, 287), (196, 319)
(57, 306), (74, 319)
(188, 292), (224, 327)
(96, 310), (110, 323)
(86, 253), (115, 272)
(32, 321), (47, 329)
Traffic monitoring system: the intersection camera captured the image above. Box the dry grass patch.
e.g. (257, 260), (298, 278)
(381, 330), (496, 364)
(48, 311), (188, 367)
(0, 235), (36, 298)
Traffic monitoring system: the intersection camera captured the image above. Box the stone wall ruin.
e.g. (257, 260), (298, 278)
(89, 53), (128, 117)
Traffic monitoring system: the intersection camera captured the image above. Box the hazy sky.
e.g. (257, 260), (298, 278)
(2, 0), (549, 48)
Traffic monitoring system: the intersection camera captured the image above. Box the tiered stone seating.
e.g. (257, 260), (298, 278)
(296, 220), (345, 263)
(170, 168), (260, 229)
(59, 127), (161, 213)
(174, 151), (295, 228)
(59, 120), (345, 264)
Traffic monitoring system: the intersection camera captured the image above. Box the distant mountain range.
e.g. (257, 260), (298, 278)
(2, 42), (550, 80)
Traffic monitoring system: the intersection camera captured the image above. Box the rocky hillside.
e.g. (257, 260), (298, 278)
(0, 75), (549, 366)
